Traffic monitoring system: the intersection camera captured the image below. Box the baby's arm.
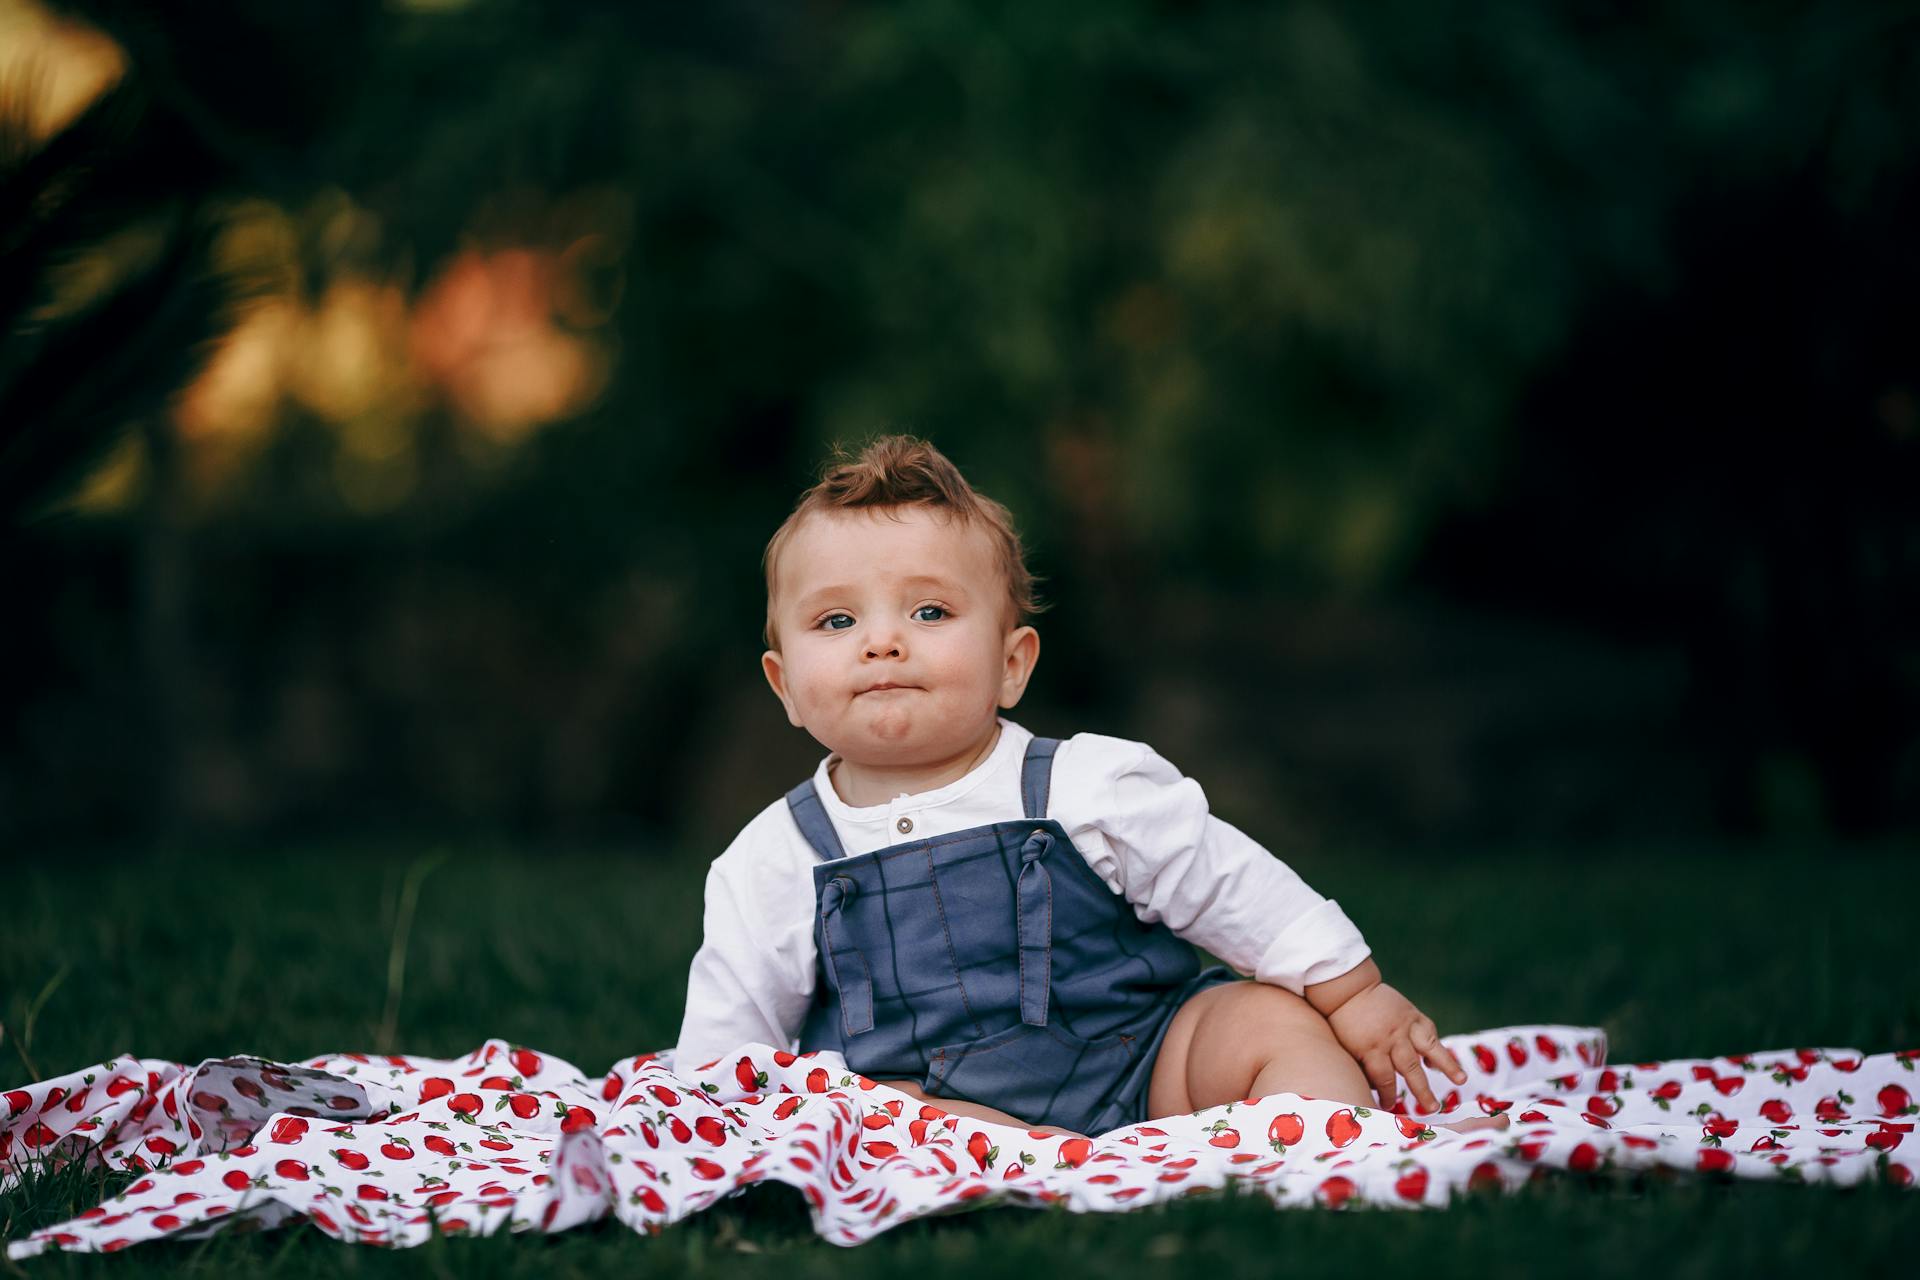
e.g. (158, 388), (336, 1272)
(675, 842), (814, 1073)
(1305, 957), (1466, 1111)
(1062, 735), (1463, 1109)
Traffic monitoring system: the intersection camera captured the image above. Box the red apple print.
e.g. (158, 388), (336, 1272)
(480, 1138), (513, 1151)
(1268, 1113), (1305, 1148)
(1888, 1162), (1913, 1188)
(231, 1078), (265, 1104)
(1326, 1109), (1362, 1148)
(736, 1057), (765, 1092)
(1209, 1128), (1241, 1149)
(1697, 1147), (1734, 1173)
(335, 1148), (371, 1170)
(3, 1089), (31, 1117)
(1055, 1137), (1093, 1168)
(327, 1095), (358, 1111)
(510, 1048), (543, 1077)
(1597, 1069), (1621, 1092)
(633, 1186), (666, 1213)
(480, 1076), (515, 1091)
(1815, 1096), (1849, 1123)
(273, 1159), (309, 1181)
(448, 1094), (483, 1116)
(648, 1085), (680, 1107)
(1477, 1094), (1514, 1115)
(1879, 1084), (1914, 1117)
(967, 1131), (995, 1170)
(357, 1184), (389, 1200)
(1317, 1175), (1356, 1208)
(1712, 1075), (1744, 1096)
(638, 1120), (659, 1147)
(773, 1096), (803, 1120)
(695, 1116), (729, 1145)
(806, 1068), (829, 1094)
(145, 1135), (178, 1156)
(221, 1169), (252, 1191)
(38, 1087), (66, 1113)
(1759, 1098), (1792, 1124)
(1652, 1080), (1682, 1102)
(689, 1157), (725, 1180)
(381, 1140), (413, 1161)
(420, 1078), (455, 1103)
(667, 1115), (693, 1143)
(1588, 1095), (1618, 1118)
(173, 1160), (206, 1177)
(1832, 1056), (1862, 1072)
(561, 1105), (596, 1133)
(269, 1116), (308, 1144)
(1506, 1038), (1528, 1067)
(424, 1135), (457, 1157)
(1704, 1117), (1738, 1139)
(1568, 1143), (1599, 1173)
(1394, 1167), (1430, 1200)
(509, 1094), (540, 1119)
(1472, 1044), (1496, 1073)
(600, 1076), (622, 1103)
(1866, 1128), (1903, 1152)
(1534, 1035), (1561, 1062)
(863, 1141), (899, 1160)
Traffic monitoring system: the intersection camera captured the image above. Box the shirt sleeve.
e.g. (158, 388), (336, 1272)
(1057, 734), (1372, 994)
(673, 813), (817, 1071)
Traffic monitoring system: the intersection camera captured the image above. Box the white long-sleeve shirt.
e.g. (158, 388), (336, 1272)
(674, 716), (1370, 1070)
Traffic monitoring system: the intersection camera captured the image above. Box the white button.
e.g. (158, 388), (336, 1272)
(896, 816), (914, 834)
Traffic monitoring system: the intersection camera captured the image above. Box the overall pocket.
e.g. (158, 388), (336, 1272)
(924, 1020), (1134, 1132)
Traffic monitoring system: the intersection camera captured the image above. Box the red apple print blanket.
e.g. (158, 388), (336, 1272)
(4, 1025), (1915, 1257)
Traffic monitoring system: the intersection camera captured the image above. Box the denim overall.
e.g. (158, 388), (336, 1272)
(788, 736), (1235, 1135)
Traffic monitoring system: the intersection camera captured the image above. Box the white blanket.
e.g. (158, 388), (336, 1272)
(4, 1025), (1914, 1256)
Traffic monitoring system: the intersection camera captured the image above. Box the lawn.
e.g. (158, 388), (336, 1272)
(3, 839), (1916, 1276)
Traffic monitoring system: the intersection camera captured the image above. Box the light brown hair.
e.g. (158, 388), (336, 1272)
(762, 435), (1045, 650)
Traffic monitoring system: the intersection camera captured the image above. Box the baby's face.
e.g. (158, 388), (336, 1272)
(762, 505), (1038, 770)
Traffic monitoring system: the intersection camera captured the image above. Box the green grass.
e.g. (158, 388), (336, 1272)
(4, 840), (1918, 1277)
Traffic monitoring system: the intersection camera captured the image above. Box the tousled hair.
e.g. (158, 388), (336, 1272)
(762, 435), (1045, 650)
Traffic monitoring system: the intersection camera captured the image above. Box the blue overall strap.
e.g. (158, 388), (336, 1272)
(819, 874), (874, 1035)
(784, 779), (847, 861)
(1020, 736), (1061, 820)
(1015, 736), (1061, 1026)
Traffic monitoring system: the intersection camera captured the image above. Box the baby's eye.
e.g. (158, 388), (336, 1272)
(913, 605), (948, 622)
(818, 613), (854, 631)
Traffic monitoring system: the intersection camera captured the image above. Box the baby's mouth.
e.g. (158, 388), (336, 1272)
(858, 684), (918, 695)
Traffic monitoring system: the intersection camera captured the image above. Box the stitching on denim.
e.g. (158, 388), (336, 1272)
(921, 844), (982, 1041)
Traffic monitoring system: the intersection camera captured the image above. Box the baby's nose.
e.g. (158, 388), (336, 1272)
(862, 622), (905, 658)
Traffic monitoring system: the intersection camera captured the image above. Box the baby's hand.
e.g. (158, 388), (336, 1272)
(1325, 982), (1466, 1113)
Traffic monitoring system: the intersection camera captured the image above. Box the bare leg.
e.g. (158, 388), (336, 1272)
(876, 1078), (1082, 1137)
(1147, 981), (1371, 1118)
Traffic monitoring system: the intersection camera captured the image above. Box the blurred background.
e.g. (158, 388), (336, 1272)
(3, 0), (1917, 861)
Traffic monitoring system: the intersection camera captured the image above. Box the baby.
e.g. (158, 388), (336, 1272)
(676, 435), (1468, 1137)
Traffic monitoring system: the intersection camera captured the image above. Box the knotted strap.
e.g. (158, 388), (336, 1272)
(1015, 828), (1053, 1026)
(818, 875), (874, 1035)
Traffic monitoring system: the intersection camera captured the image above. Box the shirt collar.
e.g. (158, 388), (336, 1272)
(812, 716), (1030, 823)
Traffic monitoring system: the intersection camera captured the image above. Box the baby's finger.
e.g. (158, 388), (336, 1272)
(1393, 1043), (1437, 1112)
(1413, 1021), (1467, 1085)
(1361, 1052), (1398, 1110)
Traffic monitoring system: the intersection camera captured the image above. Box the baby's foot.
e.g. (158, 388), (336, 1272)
(1437, 1114), (1510, 1135)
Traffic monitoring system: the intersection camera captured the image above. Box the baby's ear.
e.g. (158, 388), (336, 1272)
(998, 625), (1041, 709)
(762, 649), (804, 727)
